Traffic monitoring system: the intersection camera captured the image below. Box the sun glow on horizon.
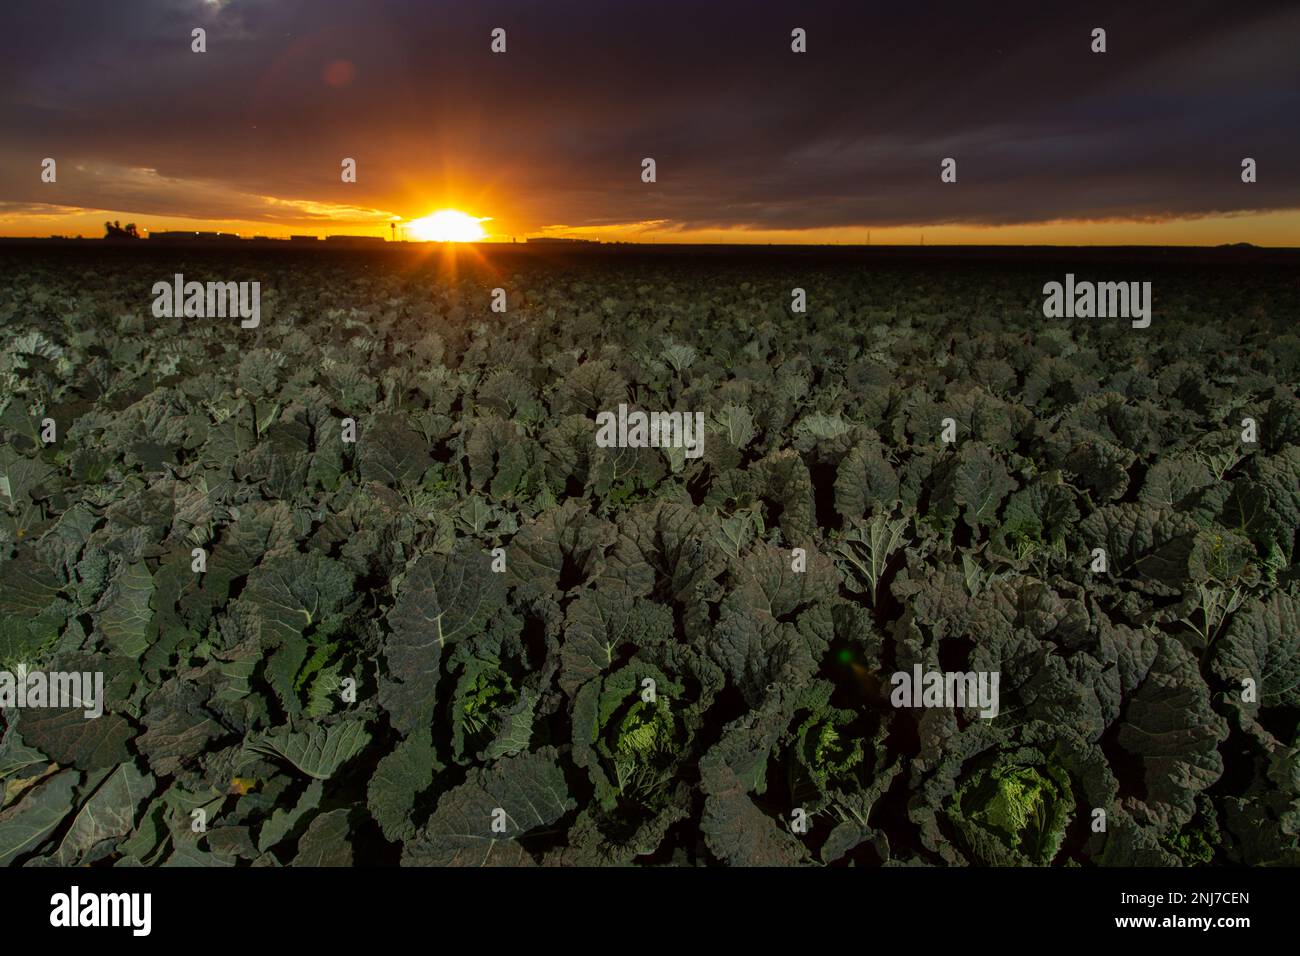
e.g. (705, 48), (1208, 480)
(407, 209), (490, 242)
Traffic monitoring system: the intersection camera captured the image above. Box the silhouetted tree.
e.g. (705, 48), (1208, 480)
(104, 219), (139, 239)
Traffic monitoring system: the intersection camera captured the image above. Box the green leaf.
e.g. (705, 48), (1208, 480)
(137, 688), (224, 777)
(835, 439), (900, 521)
(0, 769), (77, 865)
(258, 780), (323, 853)
(96, 561), (154, 658)
(954, 442), (1017, 530)
(18, 707), (134, 771)
(292, 808), (353, 866)
(0, 556), (65, 666)
(700, 761), (809, 866)
(560, 586), (673, 696)
(505, 501), (615, 601)
(238, 551), (355, 645)
(381, 542), (507, 736)
(244, 720), (370, 780)
(48, 763), (155, 865)
(0, 446), (54, 537)
(482, 688), (538, 761)
(1119, 637), (1228, 828)
(163, 842), (234, 867)
(1080, 504), (1198, 595)
(402, 749), (575, 866)
(834, 512), (910, 604)
(1214, 590), (1300, 712)
(368, 729), (440, 843)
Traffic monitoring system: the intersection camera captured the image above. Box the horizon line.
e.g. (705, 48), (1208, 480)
(1, 235), (1296, 251)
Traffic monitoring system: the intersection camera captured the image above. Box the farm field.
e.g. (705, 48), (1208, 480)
(1, 243), (1298, 866)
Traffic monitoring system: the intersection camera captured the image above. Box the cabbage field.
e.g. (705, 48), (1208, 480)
(1, 243), (1298, 866)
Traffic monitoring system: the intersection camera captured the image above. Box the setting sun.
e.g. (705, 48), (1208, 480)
(406, 209), (490, 242)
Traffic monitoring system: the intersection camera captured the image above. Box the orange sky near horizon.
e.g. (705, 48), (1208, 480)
(3, 206), (1298, 246)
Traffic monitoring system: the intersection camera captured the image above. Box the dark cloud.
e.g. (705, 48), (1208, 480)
(1, 0), (1297, 231)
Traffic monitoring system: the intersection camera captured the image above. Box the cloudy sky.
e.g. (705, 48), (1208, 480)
(2, 0), (1297, 243)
